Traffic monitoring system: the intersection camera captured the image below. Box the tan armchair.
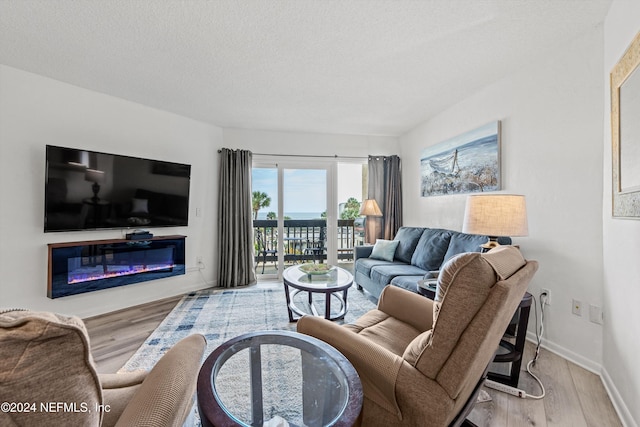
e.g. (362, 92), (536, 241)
(0, 309), (205, 427)
(298, 245), (538, 426)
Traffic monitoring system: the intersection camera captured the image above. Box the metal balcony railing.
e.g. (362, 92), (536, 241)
(253, 219), (361, 269)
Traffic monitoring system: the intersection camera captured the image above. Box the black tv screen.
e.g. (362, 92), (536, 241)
(45, 145), (191, 232)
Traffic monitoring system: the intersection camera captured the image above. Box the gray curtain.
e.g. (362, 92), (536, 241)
(217, 148), (256, 288)
(368, 155), (403, 241)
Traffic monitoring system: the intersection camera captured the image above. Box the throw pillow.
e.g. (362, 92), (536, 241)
(131, 198), (149, 214)
(392, 227), (426, 263)
(370, 239), (399, 262)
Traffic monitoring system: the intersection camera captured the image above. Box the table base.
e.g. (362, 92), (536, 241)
(284, 286), (349, 322)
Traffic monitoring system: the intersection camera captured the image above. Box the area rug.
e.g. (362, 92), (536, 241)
(119, 285), (377, 426)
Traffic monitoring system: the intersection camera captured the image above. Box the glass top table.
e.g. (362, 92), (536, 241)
(197, 330), (363, 427)
(282, 264), (354, 322)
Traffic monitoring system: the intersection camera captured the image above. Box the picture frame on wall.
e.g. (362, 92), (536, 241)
(611, 30), (640, 219)
(420, 121), (501, 197)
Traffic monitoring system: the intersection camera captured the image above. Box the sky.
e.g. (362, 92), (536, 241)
(252, 164), (363, 215)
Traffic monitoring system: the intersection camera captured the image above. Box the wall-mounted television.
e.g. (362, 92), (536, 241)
(45, 145), (191, 232)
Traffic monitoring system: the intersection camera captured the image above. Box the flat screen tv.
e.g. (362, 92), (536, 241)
(45, 145), (191, 232)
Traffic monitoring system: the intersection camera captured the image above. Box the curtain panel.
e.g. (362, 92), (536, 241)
(368, 155), (403, 241)
(217, 148), (256, 288)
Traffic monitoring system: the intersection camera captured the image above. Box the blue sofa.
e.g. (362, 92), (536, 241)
(354, 227), (511, 298)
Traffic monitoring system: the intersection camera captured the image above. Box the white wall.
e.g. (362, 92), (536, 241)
(603, 2), (640, 426)
(400, 27), (605, 371)
(0, 65), (221, 318)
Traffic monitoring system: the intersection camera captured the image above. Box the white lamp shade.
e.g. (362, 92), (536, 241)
(462, 194), (528, 237)
(359, 199), (383, 216)
(85, 168), (105, 183)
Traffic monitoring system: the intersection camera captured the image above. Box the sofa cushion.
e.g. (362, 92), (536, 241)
(392, 227), (425, 263)
(390, 275), (425, 293)
(350, 309), (422, 357)
(442, 232), (486, 262)
(355, 258), (399, 277)
(370, 239), (400, 262)
(370, 264), (428, 287)
(411, 228), (453, 271)
(443, 232), (512, 263)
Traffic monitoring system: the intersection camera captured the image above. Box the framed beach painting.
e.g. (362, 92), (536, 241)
(420, 121), (501, 197)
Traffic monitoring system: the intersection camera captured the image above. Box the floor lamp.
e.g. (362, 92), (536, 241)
(359, 199), (383, 244)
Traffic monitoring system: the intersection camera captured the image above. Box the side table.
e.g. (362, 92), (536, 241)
(417, 280), (532, 387)
(488, 292), (532, 387)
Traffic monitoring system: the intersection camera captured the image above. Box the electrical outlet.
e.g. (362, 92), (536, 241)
(540, 288), (551, 305)
(572, 299), (582, 316)
(589, 304), (604, 325)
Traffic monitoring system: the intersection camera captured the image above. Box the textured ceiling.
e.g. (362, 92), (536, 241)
(0, 0), (612, 136)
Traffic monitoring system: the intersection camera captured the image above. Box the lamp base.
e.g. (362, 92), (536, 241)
(480, 237), (501, 251)
(91, 182), (101, 203)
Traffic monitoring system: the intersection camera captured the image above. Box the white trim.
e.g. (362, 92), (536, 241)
(601, 367), (638, 427)
(525, 331), (601, 374)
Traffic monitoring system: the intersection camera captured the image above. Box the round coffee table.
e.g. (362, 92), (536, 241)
(197, 330), (363, 427)
(282, 264), (353, 322)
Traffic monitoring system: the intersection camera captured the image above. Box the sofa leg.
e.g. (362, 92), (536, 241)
(356, 284), (363, 291)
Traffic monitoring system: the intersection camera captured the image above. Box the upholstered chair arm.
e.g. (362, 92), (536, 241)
(297, 315), (404, 419)
(99, 371), (148, 427)
(100, 371), (147, 389)
(113, 334), (206, 427)
(377, 285), (434, 332)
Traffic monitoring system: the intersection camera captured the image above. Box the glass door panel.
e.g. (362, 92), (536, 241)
(252, 167), (279, 277)
(336, 163), (367, 272)
(283, 168), (327, 268)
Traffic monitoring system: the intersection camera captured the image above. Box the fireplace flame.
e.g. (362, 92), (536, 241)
(68, 264), (176, 285)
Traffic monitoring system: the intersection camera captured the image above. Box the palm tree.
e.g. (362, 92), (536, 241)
(340, 197), (362, 220)
(252, 191), (271, 220)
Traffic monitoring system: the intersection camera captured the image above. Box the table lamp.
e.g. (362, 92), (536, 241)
(85, 168), (105, 203)
(360, 199), (383, 244)
(462, 194), (528, 249)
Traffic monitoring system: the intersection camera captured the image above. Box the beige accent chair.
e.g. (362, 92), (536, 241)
(298, 246), (538, 427)
(0, 310), (206, 427)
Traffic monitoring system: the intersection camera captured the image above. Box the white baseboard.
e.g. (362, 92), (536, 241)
(526, 331), (636, 427)
(601, 367), (638, 427)
(525, 331), (600, 374)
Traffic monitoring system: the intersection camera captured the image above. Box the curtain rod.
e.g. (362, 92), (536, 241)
(217, 149), (367, 160)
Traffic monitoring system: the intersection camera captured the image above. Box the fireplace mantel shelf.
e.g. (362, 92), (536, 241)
(48, 234), (187, 249)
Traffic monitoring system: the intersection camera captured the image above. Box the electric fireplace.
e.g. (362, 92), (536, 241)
(48, 235), (186, 298)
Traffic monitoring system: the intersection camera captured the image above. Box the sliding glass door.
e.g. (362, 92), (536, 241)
(252, 159), (366, 279)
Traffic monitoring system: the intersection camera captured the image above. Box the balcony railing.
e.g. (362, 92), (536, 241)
(253, 219), (361, 269)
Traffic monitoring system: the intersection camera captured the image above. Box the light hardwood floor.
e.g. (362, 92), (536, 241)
(84, 291), (622, 427)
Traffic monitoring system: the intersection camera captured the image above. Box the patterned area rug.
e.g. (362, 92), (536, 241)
(120, 285), (377, 426)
